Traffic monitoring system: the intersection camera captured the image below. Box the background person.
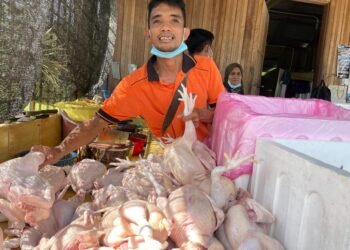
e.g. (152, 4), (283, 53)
(224, 62), (244, 94)
(185, 28), (214, 58)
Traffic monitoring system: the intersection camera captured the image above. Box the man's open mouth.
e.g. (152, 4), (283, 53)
(158, 35), (174, 41)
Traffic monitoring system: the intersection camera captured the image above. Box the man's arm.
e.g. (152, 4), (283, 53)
(32, 115), (108, 166)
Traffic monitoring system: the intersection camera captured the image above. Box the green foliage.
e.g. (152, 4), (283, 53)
(41, 27), (69, 88)
(34, 27), (74, 103)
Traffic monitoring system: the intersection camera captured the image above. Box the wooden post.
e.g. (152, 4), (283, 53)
(315, 0), (350, 85)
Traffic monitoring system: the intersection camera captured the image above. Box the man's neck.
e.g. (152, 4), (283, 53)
(154, 54), (183, 84)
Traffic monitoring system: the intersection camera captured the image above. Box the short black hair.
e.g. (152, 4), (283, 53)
(148, 0), (186, 28)
(185, 28), (214, 55)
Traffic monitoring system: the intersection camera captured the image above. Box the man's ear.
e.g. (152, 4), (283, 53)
(205, 44), (214, 58)
(144, 29), (151, 39)
(183, 27), (190, 40)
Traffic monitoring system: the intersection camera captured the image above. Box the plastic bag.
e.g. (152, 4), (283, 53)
(209, 93), (350, 183)
(311, 80), (331, 101)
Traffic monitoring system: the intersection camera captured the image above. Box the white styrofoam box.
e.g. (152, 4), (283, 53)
(336, 103), (350, 110)
(273, 139), (350, 173)
(250, 139), (350, 250)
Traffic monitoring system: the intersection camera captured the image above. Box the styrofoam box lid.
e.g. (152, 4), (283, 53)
(272, 138), (350, 173)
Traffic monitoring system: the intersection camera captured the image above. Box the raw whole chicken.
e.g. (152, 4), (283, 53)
(68, 159), (107, 195)
(0, 152), (55, 225)
(241, 198), (275, 225)
(192, 140), (217, 171)
(37, 226), (101, 250)
(147, 154), (169, 172)
(86, 248), (115, 250)
(39, 165), (67, 194)
(0, 199), (25, 223)
(158, 185), (224, 249)
(101, 200), (171, 249)
(35, 210), (58, 237)
(163, 85), (216, 192)
(34, 211), (102, 250)
(221, 202), (284, 250)
(210, 153), (253, 211)
(92, 185), (128, 209)
(115, 235), (167, 250)
(111, 158), (178, 199)
(215, 224), (232, 250)
(94, 167), (124, 189)
(3, 237), (20, 249)
(208, 237), (225, 250)
(224, 204), (255, 249)
(237, 232), (284, 250)
(20, 228), (42, 250)
(122, 167), (160, 198)
(72, 202), (95, 221)
(5, 220), (25, 237)
(52, 199), (79, 230)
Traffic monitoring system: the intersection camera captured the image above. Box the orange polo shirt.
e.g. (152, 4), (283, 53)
(97, 54), (225, 141)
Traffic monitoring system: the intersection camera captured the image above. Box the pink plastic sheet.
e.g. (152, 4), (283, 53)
(209, 93), (350, 180)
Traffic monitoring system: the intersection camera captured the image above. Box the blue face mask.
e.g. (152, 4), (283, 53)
(227, 80), (241, 89)
(150, 42), (188, 59)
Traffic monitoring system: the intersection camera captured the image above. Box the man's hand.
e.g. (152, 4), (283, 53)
(31, 145), (65, 168)
(31, 115), (108, 169)
(182, 107), (215, 127)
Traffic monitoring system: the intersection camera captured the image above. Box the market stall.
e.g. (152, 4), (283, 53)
(0, 89), (284, 250)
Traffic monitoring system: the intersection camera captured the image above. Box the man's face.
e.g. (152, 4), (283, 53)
(149, 3), (189, 52)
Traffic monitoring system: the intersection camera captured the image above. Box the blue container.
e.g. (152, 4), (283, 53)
(56, 152), (77, 166)
(15, 150), (76, 166)
(102, 90), (111, 100)
(16, 150), (77, 167)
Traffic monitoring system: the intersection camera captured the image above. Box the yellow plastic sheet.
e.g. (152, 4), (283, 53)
(55, 99), (101, 122)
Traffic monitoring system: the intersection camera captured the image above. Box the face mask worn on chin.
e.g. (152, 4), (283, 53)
(227, 80), (242, 89)
(150, 42), (188, 59)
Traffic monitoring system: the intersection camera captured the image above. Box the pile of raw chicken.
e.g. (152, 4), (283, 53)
(0, 86), (284, 250)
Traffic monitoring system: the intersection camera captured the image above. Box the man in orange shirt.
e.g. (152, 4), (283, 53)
(185, 28), (214, 58)
(33, 0), (225, 165)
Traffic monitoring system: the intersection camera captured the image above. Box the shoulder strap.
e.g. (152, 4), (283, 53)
(161, 74), (188, 135)
(316, 79), (326, 96)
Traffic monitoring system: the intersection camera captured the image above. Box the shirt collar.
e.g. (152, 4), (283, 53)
(147, 53), (196, 81)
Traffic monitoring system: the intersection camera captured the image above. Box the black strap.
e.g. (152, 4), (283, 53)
(316, 79), (326, 97)
(162, 74), (188, 135)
